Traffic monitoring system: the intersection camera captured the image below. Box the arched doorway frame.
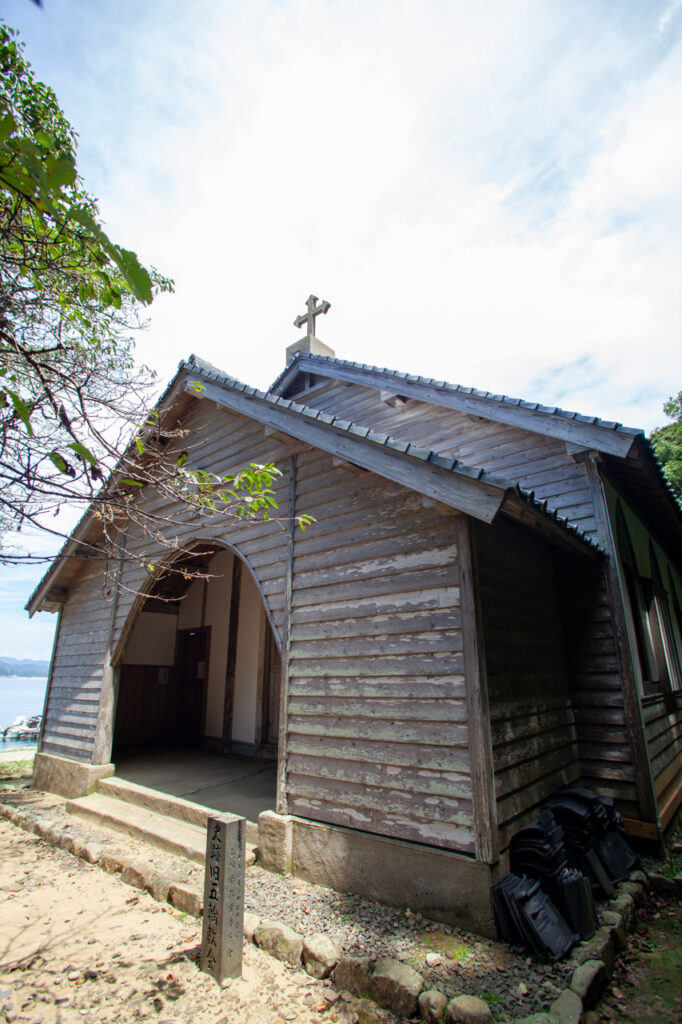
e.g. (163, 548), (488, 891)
(105, 537), (284, 764)
(112, 537), (283, 668)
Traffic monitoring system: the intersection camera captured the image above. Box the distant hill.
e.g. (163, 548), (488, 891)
(0, 657), (50, 677)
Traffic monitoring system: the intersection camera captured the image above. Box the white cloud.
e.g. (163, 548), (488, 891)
(2, 0), (682, 652)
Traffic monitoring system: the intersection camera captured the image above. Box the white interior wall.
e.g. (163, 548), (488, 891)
(231, 569), (265, 746)
(177, 578), (204, 630)
(121, 547), (265, 745)
(203, 549), (234, 738)
(121, 611), (178, 665)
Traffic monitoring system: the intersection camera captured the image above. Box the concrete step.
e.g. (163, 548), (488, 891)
(97, 776), (260, 846)
(66, 792), (206, 863)
(66, 791), (258, 866)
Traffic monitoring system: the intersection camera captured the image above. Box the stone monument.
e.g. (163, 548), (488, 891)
(200, 813), (246, 984)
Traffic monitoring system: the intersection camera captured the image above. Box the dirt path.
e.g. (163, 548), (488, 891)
(0, 819), (387, 1024)
(593, 890), (682, 1023)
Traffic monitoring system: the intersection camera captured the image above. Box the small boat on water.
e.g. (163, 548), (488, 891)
(1, 714), (42, 740)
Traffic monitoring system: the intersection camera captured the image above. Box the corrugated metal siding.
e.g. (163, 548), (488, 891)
(299, 382), (597, 538)
(285, 450), (475, 853)
(41, 561), (111, 761)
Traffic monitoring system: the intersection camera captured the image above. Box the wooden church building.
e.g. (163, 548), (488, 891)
(28, 302), (682, 933)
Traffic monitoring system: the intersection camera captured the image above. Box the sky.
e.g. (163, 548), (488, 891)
(1, 0), (682, 659)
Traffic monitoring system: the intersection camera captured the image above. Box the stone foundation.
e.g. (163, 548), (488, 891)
(32, 752), (114, 799)
(258, 811), (496, 937)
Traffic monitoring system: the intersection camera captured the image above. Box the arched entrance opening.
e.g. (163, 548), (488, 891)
(111, 543), (281, 818)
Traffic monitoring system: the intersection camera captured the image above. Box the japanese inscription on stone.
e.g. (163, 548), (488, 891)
(200, 813), (245, 983)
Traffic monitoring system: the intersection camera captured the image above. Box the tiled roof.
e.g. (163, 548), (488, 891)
(26, 352), (607, 614)
(269, 352), (643, 438)
(183, 356), (603, 553)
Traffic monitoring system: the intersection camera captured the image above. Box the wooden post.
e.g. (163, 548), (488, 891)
(583, 455), (659, 826)
(455, 515), (499, 864)
(276, 455), (296, 814)
(201, 814), (246, 984)
(222, 556), (242, 751)
(92, 550), (123, 765)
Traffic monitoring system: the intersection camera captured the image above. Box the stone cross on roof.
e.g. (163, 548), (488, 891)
(294, 294), (331, 340)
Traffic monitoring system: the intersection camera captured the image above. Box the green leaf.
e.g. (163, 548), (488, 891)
(68, 441), (97, 465)
(0, 113), (16, 142)
(46, 155), (76, 188)
(119, 477), (144, 487)
(0, 165), (37, 196)
(110, 246), (153, 303)
(6, 389), (33, 436)
(68, 204), (98, 232)
(176, 451), (188, 468)
(48, 451), (68, 473)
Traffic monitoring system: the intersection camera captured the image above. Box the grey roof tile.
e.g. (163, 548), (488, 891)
(406, 444), (430, 461)
(271, 351), (646, 440)
(175, 357), (604, 553)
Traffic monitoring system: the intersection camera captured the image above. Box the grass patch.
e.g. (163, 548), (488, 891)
(416, 928), (474, 962)
(0, 757), (33, 780)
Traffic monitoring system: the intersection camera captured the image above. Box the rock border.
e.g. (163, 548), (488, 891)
(0, 800), (659, 1023)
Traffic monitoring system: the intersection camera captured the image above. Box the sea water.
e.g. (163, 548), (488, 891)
(0, 676), (48, 753)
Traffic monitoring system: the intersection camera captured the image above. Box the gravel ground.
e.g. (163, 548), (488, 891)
(0, 782), (621, 1022)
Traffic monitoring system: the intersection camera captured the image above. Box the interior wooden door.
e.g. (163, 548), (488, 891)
(174, 626), (209, 743)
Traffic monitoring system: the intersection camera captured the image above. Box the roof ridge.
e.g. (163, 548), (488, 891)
(184, 359), (601, 553)
(268, 352), (643, 438)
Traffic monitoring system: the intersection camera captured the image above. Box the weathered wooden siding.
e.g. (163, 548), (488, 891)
(109, 401), (291, 661)
(298, 381), (597, 538)
(560, 563), (639, 817)
(285, 450), (475, 853)
(474, 518), (582, 849)
(643, 694), (682, 828)
(42, 401), (291, 763)
(41, 560), (112, 762)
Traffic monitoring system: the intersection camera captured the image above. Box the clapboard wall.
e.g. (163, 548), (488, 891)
(40, 560), (113, 761)
(561, 563), (639, 818)
(474, 517), (582, 849)
(40, 400), (292, 763)
(285, 449), (475, 853)
(109, 400), (291, 662)
(644, 694), (682, 829)
(297, 381), (598, 539)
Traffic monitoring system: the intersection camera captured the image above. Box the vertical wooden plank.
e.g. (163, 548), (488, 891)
(92, 552), (123, 765)
(258, 623), (273, 748)
(584, 455), (660, 826)
(276, 455), (296, 814)
(455, 515), (499, 863)
(222, 557), (242, 751)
